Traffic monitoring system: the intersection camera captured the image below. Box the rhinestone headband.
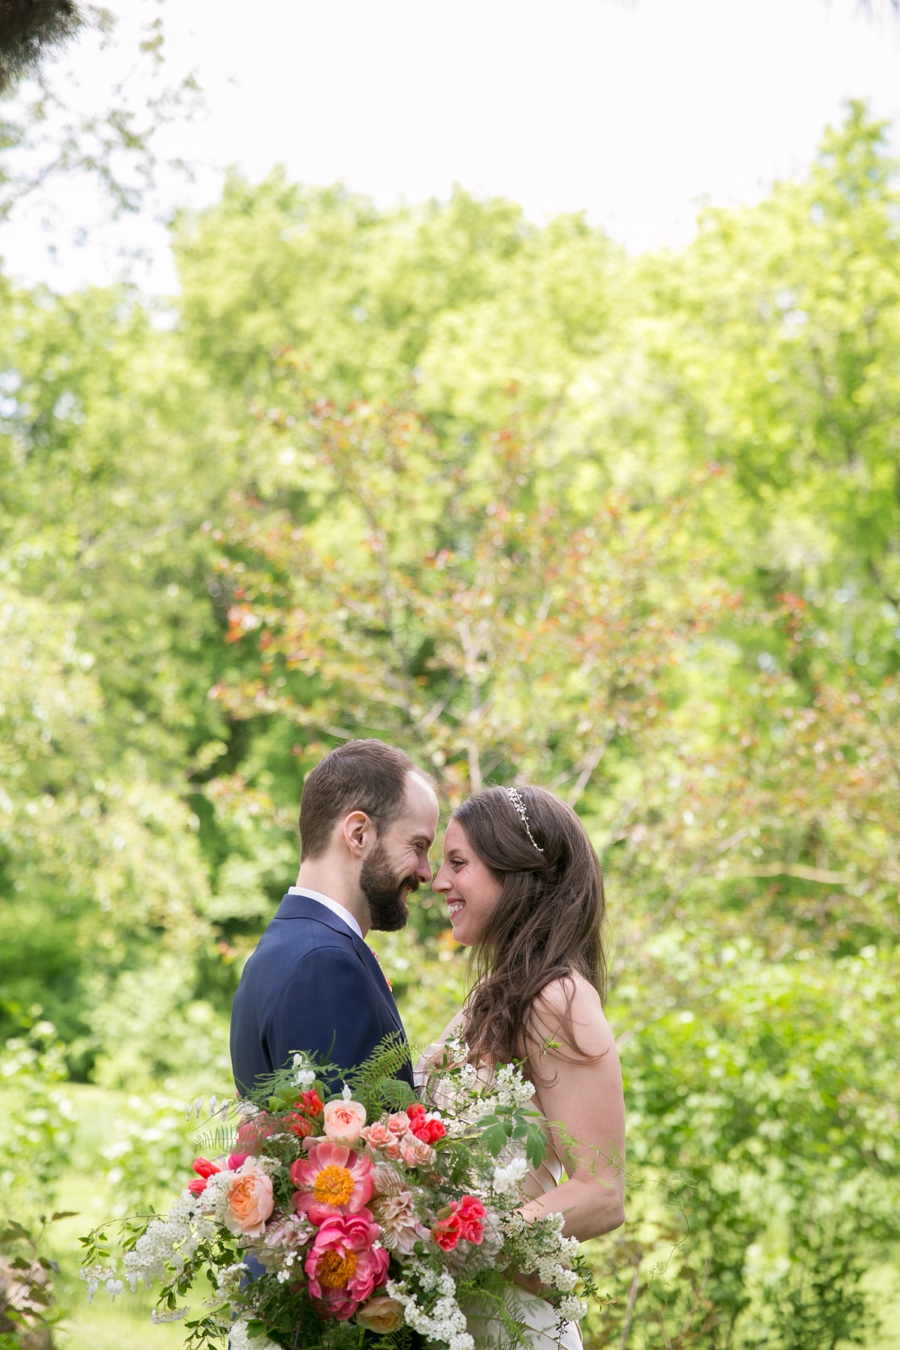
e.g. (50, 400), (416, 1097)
(505, 787), (544, 852)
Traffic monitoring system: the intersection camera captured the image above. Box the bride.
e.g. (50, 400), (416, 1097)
(418, 784), (626, 1350)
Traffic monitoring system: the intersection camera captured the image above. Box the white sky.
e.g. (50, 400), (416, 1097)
(3, 0), (900, 294)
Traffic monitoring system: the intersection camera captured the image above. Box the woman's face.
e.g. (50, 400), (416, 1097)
(432, 818), (504, 946)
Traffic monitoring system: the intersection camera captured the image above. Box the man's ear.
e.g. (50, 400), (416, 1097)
(341, 810), (372, 858)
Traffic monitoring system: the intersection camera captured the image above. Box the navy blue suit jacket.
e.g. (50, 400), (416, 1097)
(230, 892), (414, 1095)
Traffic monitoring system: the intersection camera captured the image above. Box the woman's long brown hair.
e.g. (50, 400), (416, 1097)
(453, 785), (606, 1071)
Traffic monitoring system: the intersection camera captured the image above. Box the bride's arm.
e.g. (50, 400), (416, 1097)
(520, 974), (626, 1243)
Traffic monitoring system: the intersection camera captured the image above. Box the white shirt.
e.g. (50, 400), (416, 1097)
(287, 885), (363, 941)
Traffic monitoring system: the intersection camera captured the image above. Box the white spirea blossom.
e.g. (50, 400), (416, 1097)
(150, 1305), (190, 1323)
(559, 1295), (588, 1321)
(121, 1188), (218, 1291)
(387, 1264), (474, 1350)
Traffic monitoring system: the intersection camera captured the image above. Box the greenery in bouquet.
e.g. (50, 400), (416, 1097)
(79, 1037), (596, 1350)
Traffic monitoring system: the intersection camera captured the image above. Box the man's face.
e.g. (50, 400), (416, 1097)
(361, 772), (439, 931)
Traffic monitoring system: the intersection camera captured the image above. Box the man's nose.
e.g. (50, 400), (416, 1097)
(418, 854), (434, 883)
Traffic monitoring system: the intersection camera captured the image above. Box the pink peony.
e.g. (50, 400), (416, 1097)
(355, 1295), (405, 1333)
(399, 1131), (435, 1168)
(291, 1142), (374, 1224)
(305, 1211), (389, 1320)
(236, 1113), (281, 1153)
(322, 1098), (367, 1145)
(223, 1159), (274, 1238)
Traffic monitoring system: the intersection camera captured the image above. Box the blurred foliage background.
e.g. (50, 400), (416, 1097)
(1, 16), (899, 1342)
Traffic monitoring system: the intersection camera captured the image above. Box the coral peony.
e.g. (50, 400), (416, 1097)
(305, 1211), (389, 1321)
(291, 1142), (374, 1223)
(323, 1098), (367, 1144)
(431, 1210), (462, 1251)
(188, 1156), (221, 1195)
(284, 1112), (314, 1139)
(299, 1089), (324, 1117)
(355, 1295), (405, 1334)
(224, 1159), (275, 1238)
(456, 1195), (487, 1244)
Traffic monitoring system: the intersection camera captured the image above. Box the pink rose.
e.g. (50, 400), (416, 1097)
(361, 1122), (401, 1159)
(224, 1158), (274, 1238)
(399, 1131), (435, 1168)
(355, 1295), (405, 1334)
(291, 1141), (374, 1223)
(305, 1211), (389, 1320)
(386, 1111), (410, 1136)
(323, 1098), (367, 1145)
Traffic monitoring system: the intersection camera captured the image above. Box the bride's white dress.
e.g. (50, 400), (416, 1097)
(415, 1043), (582, 1350)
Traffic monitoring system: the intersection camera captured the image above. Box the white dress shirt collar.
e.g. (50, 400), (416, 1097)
(287, 886), (363, 941)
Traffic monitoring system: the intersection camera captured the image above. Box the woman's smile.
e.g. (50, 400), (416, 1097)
(433, 818), (504, 945)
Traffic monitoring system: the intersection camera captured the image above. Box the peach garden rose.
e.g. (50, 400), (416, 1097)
(355, 1295), (405, 1334)
(323, 1097), (367, 1145)
(223, 1158), (274, 1238)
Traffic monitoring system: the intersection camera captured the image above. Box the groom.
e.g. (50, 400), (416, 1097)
(230, 739), (439, 1096)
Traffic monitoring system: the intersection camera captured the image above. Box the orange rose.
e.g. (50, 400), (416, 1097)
(224, 1159), (274, 1238)
(355, 1295), (405, 1334)
(323, 1097), (367, 1144)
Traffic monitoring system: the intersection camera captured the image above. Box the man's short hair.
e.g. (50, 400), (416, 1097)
(299, 739), (427, 860)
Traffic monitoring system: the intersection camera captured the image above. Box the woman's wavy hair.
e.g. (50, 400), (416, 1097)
(453, 784), (607, 1071)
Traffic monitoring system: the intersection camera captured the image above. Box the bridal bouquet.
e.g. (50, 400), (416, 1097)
(79, 1037), (594, 1350)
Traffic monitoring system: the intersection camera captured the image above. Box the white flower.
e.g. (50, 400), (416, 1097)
(491, 1157), (529, 1194)
(230, 1315), (280, 1350)
(292, 1053), (317, 1088)
(151, 1306), (190, 1323)
(559, 1295), (587, 1321)
(80, 1264), (116, 1303)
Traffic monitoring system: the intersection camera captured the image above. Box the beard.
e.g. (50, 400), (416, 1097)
(360, 841), (417, 932)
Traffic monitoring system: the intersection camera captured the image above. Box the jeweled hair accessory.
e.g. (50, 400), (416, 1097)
(505, 786), (544, 852)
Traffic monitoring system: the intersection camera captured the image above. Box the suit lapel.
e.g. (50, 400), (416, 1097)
(274, 893), (406, 1038)
(351, 934), (405, 1035)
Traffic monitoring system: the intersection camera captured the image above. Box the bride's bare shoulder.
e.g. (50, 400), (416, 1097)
(528, 972), (612, 1056)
